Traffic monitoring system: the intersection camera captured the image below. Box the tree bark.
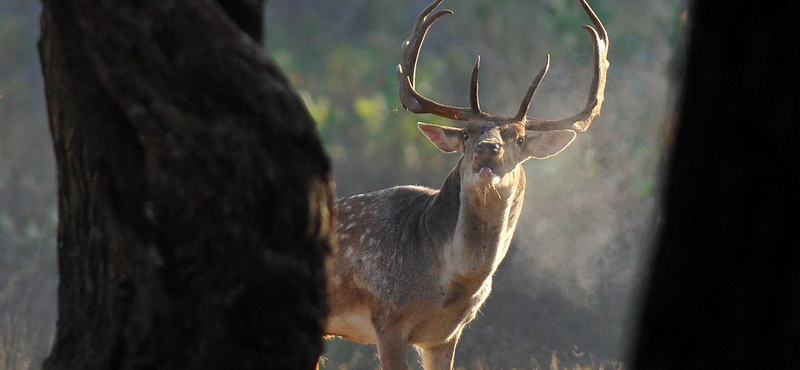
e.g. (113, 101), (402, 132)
(631, 1), (800, 369)
(38, 1), (334, 370)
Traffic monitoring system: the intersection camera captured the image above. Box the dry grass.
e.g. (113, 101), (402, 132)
(0, 317), (36, 370)
(0, 253), (57, 370)
(321, 338), (623, 370)
(455, 349), (623, 370)
(542, 349), (623, 370)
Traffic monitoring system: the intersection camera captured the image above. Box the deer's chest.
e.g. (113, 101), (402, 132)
(405, 275), (492, 346)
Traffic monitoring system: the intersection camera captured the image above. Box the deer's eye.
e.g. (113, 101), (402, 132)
(462, 132), (469, 142)
(517, 137), (525, 146)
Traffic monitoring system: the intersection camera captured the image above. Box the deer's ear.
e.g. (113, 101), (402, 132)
(523, 130), (576, 159)
(418, 122), (463, 153)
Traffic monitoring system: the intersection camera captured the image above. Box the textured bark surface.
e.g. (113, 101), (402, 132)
(631, 2), (800, 369)
(39, 1), (334, 369)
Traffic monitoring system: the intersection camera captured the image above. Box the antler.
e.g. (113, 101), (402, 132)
(396, 0), (485, 121)
(397, 0), (609, 131)
(523, 0), (609, 132)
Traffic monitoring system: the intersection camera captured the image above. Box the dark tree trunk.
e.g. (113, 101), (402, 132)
(631, 1), (800, 369)
(38, 1), (334, 370)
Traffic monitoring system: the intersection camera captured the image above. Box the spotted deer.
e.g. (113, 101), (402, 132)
(325, 0), (609, 369)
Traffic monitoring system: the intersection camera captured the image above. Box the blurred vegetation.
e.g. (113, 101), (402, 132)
(1, 1), (59, 370)
(266, 0), (685, 368)
(0, 0), (685, 369)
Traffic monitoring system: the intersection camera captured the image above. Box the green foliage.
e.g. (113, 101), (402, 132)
(1, 2), (58, 369)
(0, 0), (687, 368)
(266, 0), (687, 368)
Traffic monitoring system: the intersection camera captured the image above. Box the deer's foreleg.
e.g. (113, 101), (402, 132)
(420, 335), (460, 370)
(375, 328), (408, 370)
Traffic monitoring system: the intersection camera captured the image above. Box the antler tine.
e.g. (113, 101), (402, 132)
(401, 0), (450, 90)
(514, 55), (550, 121)
(470, 56), (481, 115)
(397, 0), (484, 122)
(524, 0), (609, 133)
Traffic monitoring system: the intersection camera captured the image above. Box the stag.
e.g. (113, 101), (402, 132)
(325, 1), (609, 369)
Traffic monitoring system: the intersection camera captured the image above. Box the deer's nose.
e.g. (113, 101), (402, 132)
(476, 140), (501, 153)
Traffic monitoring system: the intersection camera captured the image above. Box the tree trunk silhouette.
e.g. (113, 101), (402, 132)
(38, 1), (334, 370)
(632, 1), (800, 369)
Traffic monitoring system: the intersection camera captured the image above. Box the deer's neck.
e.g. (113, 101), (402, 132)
(424, 160), (526, 289)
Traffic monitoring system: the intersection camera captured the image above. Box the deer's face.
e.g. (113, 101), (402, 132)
(418, 119), (576, 188)
(398, 0), (608, 191)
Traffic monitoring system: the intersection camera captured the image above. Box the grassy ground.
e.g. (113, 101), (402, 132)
(320, 338), (623, 370)
(0, 258), (57, 370)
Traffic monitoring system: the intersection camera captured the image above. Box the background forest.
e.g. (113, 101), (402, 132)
(1, 0), (685, 369)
